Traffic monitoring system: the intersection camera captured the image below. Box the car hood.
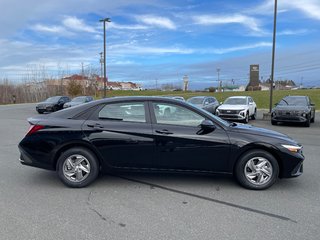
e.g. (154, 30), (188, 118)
(218, 104), (248, 110)
(273, 105), (309, 112)
(66, 102), (82, 107)
(229, 123), (295, 143)
(37, 102), (55, 106)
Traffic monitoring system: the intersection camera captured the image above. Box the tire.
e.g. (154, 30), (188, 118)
(311, 112), (315, 123)
(304, 115), (311, 127)
(37, 110), (44, 114)
(271, 120), (277, 125)
(57, 147), (99, 188)
(235, 150), (279, 190)
(251, 109), (257, 120)
(243, 112), (249, 124)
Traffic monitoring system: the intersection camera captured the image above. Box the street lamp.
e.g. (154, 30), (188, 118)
(99, 17), (111, 98)
(217, 68), (221, 92)
(269, 0), (278, 112)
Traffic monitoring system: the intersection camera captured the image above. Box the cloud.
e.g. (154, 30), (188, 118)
(252, 0), (320, 20)
(137, 15), (176, 30)
(278, 29), (311, 36)
(31, 24), (69, 35)
(108, 22), (148, 30)
(192, 14), (262, 32)
(208, 42), (272, 54)
(62, 16), (97, 33)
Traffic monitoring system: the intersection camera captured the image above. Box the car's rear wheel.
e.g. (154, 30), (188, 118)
(57, 147), (99, 188)
(235, 150), (279, 190)
(271, 120), (277, 125)
(251, 109), (257, 120)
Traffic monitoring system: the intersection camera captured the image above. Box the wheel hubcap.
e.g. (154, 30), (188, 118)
(244, 157), (273, 185)
(63, 154), (91, 183)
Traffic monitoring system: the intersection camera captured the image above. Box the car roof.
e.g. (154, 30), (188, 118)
(227, 96), (248, 99)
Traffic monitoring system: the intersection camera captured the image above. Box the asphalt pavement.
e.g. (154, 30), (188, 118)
(0, 103), (319, 240)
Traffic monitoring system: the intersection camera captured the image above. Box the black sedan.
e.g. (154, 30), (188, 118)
(19, 96), (304, 190)
(36, 96), (70, 114)
(271, 95), (315, 127)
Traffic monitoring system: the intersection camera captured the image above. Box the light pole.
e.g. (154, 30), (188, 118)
(99, 17), (111, 98)
(269, 0), (278, 112)
(217, 68), (221, 92)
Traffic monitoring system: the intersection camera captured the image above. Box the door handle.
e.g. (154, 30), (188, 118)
(87, 123), (104, 129)
(155, 129), (173, 135)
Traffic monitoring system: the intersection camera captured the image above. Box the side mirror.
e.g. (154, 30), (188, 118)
(200, 119), (216, 130)
(204, 101), (209, 106)
(220, 102), (223, 105)
(310, 103), (315, 106)
(274, 103), (278, 106)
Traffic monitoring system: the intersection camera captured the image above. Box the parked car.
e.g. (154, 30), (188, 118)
(19, 96), (304, 190)
(163, 96), (185, 101)
(216, 96), (257, 123)
(63, 96), (94, 108)
(187, 96), (219, 114)
(271, 95), (315, 127)
(36, 96), (70, 114)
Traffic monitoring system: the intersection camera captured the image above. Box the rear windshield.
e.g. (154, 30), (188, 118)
(187, 98), (204, 104)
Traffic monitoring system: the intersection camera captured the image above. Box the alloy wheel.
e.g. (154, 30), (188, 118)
(244, 157), (273, 185)
(62, 154), (91, 183)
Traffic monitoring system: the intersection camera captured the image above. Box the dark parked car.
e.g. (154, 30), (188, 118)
(271, 96), (315, 127)
(36, 96), (70, 114)
(63, 96), (94, 108)
(19, 97), (304, 190)
(187, 96), (219, 114)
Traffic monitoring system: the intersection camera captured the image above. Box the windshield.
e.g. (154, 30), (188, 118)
(224, 98), (247, 105)
(72, 97), (86, 102)
(45, 96), (61, 102)
(278, 96), (307, 106)
(187, 97), (204, 104)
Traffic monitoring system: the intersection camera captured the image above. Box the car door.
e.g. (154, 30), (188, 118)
(150, 101), (230, 172)
(82, 101), (156, 169)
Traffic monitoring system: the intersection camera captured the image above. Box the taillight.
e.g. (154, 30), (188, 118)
(26, 125), (44, 136)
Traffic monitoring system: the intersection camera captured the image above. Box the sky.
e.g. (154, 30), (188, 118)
(0, 0), (319, 89)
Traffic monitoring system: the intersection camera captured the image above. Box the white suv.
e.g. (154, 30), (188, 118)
(216, 96), (257, 123)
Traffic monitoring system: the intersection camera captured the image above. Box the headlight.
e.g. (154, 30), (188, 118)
(281, 144), (302, 153)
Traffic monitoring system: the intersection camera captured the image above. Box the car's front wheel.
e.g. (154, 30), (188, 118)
(243, 111), (249, 123)
(235, 150), (279, 190)
(304, 114), (311, 127)
(57, 147), (99, 188)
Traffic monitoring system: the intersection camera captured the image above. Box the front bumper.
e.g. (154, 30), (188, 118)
(36, 105), (55, 112)
(272, 111), (308, 123)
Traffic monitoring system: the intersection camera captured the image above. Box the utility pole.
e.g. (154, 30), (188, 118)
(99, 52), (103, 97)
(99, 17), (111, 98)
(269, 0), (278, 113)
(81, 62), (85, 94)
(217, 68), (221, 92)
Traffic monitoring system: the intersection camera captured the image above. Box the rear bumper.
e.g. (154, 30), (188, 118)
(19, 144), (55, 171)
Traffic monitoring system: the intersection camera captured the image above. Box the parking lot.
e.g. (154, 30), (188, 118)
(0, 103), (319, 240)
